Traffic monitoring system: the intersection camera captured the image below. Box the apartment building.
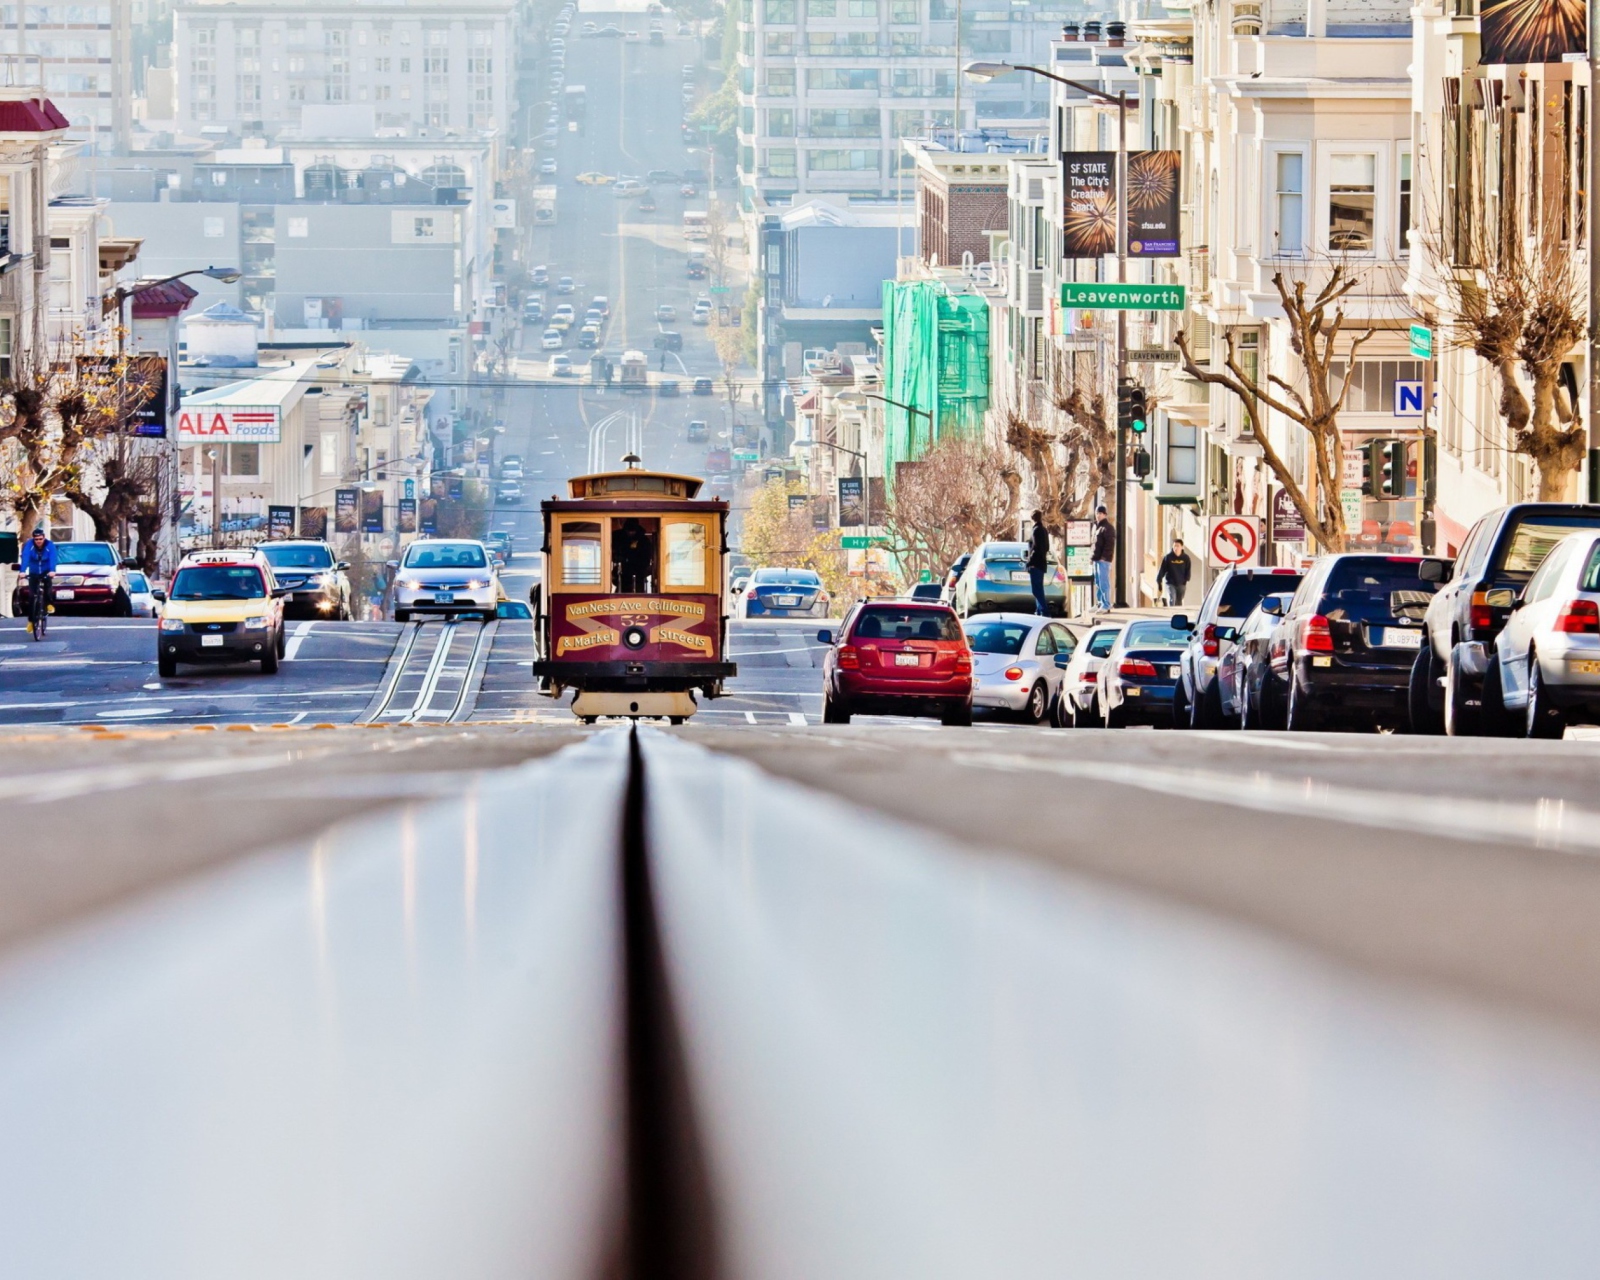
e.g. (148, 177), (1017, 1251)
(734, 0), (1067, 207)
(0, 5), (133, 152)
(172, 0), (516, 141)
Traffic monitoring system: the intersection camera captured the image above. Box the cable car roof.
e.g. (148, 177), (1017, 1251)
(566, 465), (704, 500)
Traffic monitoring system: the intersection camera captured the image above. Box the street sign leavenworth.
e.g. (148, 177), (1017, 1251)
(1060, 283), (1187, 311)
(1129, 348), (1179, 363)
(841, 535), (888, 549)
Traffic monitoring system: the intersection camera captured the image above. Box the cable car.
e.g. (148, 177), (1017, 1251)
(533, 455), (736, 721)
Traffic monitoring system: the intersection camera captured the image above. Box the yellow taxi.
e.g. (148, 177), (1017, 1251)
(155, 550), (287, 678)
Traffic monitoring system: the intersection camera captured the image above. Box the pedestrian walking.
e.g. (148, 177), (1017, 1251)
(1155, 536), (1193, 607)
(1025, 509), (1051, 616)
(1091, 505), (1115, 612)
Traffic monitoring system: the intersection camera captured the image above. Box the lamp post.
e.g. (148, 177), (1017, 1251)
(965, 60), (1131, 606)
(207, 447), (221, 549)
(104, 265), (243, 353)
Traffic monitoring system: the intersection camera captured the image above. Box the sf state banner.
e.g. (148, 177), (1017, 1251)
(1126, 151), (1181, 257)
(1063, 152), (1116, 258)
(1480, 0), (1584, 63)
(333, 487), (359, 534)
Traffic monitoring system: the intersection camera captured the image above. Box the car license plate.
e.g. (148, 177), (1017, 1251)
(895, 653), (920, 667)
(775, 596), (798, 607)
(54, 589), (74, 599)
(1573, 659), (1600, 675)
(1010, 571), (1031, 583)
(435, 592), (455, 603)
(201, 634), (224, 647)
(1169, 666), (1181, 678)
(1382, 627), (1422, 649)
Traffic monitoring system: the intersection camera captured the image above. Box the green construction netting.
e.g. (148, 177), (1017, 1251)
(880, 278), (990, 491)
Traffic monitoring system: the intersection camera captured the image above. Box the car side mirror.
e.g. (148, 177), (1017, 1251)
(1170, 614), (1191, 632)
(1484, 586), (1519, 610)
(1418, 558), (1450, 583)
(151, 589), (166, 602)
(272, 586), (293, 598)
(1215, 625), (1239, 642)
(1260, 596), (1286, 617)
(816, 628), (834, 645)
(337, 561), (350, 571)
(1054, 653), (1070, 669)
(121, 558), (139, 569)
(386, 560), (400, 570)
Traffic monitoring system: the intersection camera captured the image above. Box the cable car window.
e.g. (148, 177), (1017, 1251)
(561, 521), (604, 585)
(612, 517), (659, 592)
(663, 520), (707, 587)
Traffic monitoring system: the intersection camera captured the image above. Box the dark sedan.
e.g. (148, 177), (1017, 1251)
(1098, 617), (1192, 727)
(739, 567), (832, 618)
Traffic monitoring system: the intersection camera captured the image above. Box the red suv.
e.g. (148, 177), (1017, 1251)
(819, 601), (973, 725)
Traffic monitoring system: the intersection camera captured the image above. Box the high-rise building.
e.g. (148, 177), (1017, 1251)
(172, 0), (515, 140)
(735, 0), (1063, 207)
(1, 0), (133, 152)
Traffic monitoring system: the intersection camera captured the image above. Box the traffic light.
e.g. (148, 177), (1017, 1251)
(1361, 443), (1375, 496)
(1378, 439), (1407, 497)
(1132, 446), (1152, 479)
(1117, 380), (1148, 435)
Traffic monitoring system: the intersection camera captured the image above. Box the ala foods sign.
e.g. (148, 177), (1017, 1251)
(177, 405), (282, 442)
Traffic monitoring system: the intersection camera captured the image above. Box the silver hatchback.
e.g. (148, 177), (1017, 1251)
(392, 539), (500, 623)
(963, 613), (1077, 723)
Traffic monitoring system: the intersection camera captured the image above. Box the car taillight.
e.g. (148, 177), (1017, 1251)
(1119, 658), (1157, 678)
(837, 645), (860, 669)
(976, 565), (988, 580)
(1555, 599), (1600, 634)
(1004, 666), (1024, 681)
(1469, 591), (1495, 633)
(1302, 614), (1334, 653)
(954, 650), (972, 673)
(1202, 623), (1219, 658)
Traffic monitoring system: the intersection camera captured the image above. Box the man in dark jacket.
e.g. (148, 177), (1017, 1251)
(1155, 536), (1193, 606)
(1090, 506), (1115, 611)
(1025, 509), (1050, 615)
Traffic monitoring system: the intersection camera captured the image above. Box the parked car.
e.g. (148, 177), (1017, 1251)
(963, 613), (1077, 724)
(740, 567), (830, 618)
(1410, 503), (1600, 735)
(1277, 553), (1446, 731)
(819, 601), (973, 726)
(1219, 591), (1297, 729)
(941, 554), (971, 604)
(1173, 565), (1303, 728)
(12, 540), (134, 617)
(952, 541), (1066, 617)
(908, 582), (943, 602)
(125, 570), (161, 618)
(1098, 616), (1192, 728)
(1056, 622), (1123, 727)
(1484, 529), (1600, 737)
(255, 540), (351, 620)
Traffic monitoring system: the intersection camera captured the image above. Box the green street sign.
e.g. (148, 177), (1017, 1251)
(733, 449), (760, 462)
(708, 285), (732, 294)
(841, 535), (887, 549)
(1061, 282), (1187, 311)
(919, 569), (933, 582)
(1409, 323), (1433, 359)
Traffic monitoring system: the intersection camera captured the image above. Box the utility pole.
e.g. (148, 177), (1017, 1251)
(1113, 88), (1129, 607)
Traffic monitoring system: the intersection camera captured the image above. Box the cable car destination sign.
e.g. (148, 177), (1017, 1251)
(1061, 283), (1187, 311)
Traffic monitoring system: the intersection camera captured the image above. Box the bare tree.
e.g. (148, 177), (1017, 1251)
(884, 434), (1019, 580)
(1176, 264), (1374, 551)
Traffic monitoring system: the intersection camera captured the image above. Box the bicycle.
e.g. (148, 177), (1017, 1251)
(27, 572), (50, 640)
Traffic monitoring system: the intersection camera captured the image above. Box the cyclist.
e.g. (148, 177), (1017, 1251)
(18, 527), (56, 638)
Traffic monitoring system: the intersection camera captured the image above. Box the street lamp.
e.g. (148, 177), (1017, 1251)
(964, 59), (1133, 607)
(105, 265), (243, 351)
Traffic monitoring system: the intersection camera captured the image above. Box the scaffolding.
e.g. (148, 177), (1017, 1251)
(880, 276), (990, 489)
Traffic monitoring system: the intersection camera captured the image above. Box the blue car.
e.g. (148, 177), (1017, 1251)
(1097, 616), (1193, 727)
(739, 567), (832, 618)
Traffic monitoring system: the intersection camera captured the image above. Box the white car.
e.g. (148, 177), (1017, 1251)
(391, 539), (500, 624)
(125, 569), (162, 618)
(1056, 623), (1123, 727)
(1488, 528), (1600, 737)
(539, 157), (557, 176)
(549, 352), (573, 376)
(541, 327), (564, 350)
(614, 179), (646, 197)
(963, 613), (1077, 724)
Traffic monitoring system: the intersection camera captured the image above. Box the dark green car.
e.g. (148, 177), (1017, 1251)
(953, 541), (1067, 617)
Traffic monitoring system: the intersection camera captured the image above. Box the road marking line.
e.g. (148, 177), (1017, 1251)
(286, 711), (308, 725)
(284, 621), (315, 661)
(787, 712), (807, 725)
(744, 711), (758, 724)
(952, 752), (1600, 856)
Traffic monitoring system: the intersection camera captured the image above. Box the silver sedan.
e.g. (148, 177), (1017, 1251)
(962, 613), (1077, 724)
(391, 539), (500, 623)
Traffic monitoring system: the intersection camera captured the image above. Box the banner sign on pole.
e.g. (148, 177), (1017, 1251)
(1062, 152), (1116, 258)
(837, 476), (865, 527)
(1270, 488), (1306, 542)
(360, 489), (385, 534)
(788, 493), (809, 511)
(267, 505), (295, 540)
(299, 506), (327, 539)
(334, 488), (359, 534)
(1126, 151), (1181, 257)
(79, 355), (169, 437)
(397, 497), (418, 533)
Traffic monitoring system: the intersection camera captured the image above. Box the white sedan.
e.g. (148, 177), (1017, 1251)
(1489, 528), (1600, 737)
(540, 327), (564, 350)
(1054, 622), (1123, 727)
(962, 613), (1077, 724)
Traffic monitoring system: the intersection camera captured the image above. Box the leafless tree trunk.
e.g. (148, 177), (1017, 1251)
(884, 434), (1020, 580)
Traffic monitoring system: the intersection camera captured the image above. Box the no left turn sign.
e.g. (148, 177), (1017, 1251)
(1207, 515), (1261, 567)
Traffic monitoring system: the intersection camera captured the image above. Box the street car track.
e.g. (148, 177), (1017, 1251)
(362, 618), (494, 724)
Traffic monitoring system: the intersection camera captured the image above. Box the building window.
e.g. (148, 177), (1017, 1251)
(890, 109), (924, 137)
(765, 67), (796, 95)
(0, 316), (10, 382)
(1166, 419), (1198, 484)
(765, 148), (798, 178)
(1327, 360), (1426, 413)
(807, 107), (879, 137)
(806, 68), (878, 90)
(806, 30), (876, 54)
(1273, 151), (1304, 255)
(809, 148), (878, 171)
(890, 0), (919, 18)
(225, 444), (261, 477)
(763, 0), (796, 21)
(847, 0), (877, 14)
(287, 216), (309, 237)
(320, 431), (339, 476)
(766, 108), (794, 137)
(765, 31), (794, 54)
(325, 28), (349, 103)
(190, 26), (217, 121)
(806, 0), (836, 14)
(1398, 150), (1411, 254)
(1327, 152), (1375, 252)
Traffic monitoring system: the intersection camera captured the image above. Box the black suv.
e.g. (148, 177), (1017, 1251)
(1409, 503), (1600, 735)
(1173, 565), (1303, 728)
(1275, 553), (1446, 731)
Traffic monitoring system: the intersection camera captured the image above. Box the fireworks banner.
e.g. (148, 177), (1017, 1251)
(1480, 0), (1584, 63)
(1063, 152), (1117, 258)
(1126, 150), (1181, 258)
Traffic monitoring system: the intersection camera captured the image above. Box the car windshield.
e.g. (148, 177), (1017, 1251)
(170, 566), (266, 600)
(126, 572), (150, 592)
(853, 606), (962, 642)
(404, 543), (488, 570)
(964, 619), (1031, 654)
(753, 569), (821, 586)
(1218, 571), (1303, 616)
(1124, 621), (1190, 648)
(260, 544), (333, 570)
(1322, 557), (1442, 622)
(1494, 515), (1600, 580)
(1086, 628), (1120, 658)
(56, 543), (117, 566)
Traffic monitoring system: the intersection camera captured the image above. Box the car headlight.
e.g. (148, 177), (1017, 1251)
(463, 578), (491, 590)
(56, 574), (83, 586)
(160, 618), (185, 632)
(396, 575), (420, 589)
(315, 572), (337, 587)
(244, 615), (268, 629)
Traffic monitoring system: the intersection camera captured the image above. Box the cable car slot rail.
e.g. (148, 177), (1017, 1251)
(362, 617), (493, 724)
